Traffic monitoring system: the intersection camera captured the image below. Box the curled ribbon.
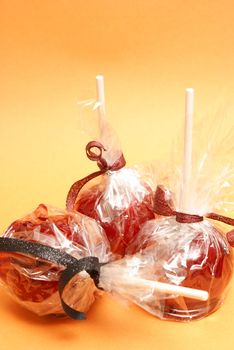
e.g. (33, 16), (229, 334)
(154, 185), (234, 247)
(0, 237), (101, 320)
(66, 141), (126, 211)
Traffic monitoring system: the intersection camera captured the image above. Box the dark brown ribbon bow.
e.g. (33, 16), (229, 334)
(66, 141), (126, 211)
(154, 185), (234, 247)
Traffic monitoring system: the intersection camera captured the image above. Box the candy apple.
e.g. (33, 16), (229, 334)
(74, 168), (155, 256)
(0, 204), (109, 316)
(126, 218), (233, 320)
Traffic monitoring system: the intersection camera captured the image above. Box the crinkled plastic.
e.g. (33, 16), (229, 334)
(161, 111), (234, 216)
(78, 99), (123, 167)
(74, 167), (155, 256)
(71, 100), (155, 256)
(0, 204), (111, 316)
(126, 217), (233, 321)
(124, 112), (234, 321)
(0, 204), (210, 320)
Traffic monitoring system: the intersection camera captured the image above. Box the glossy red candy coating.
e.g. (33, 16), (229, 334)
(127, 218), (233, 320)
(0, 252), (59, 303)
(164, 233), (233, 320)
(0, 204), (108, 311)
(75, 179), (155, 256)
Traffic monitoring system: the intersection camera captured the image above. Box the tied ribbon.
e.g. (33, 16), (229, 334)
(0, 237), (101, 320)
(66, 141), (126, 211)
(154, 185), (234, 247)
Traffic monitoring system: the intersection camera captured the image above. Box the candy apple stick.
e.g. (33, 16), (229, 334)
(96, 75), (106, 120)
(96, 74), (107, 143)
(180, 88), (194, 212)
(118, 276), (208, 301)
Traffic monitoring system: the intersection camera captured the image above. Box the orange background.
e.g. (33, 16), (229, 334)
(0, 1), (234, 349)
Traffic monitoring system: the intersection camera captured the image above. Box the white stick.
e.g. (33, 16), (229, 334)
(96, 75), (106, 119)
(180, 88), (194, 212)
(119, 276), (208, 301)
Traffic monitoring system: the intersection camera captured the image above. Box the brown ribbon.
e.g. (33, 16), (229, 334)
(154, 185), (234, 247)
(66, 141), (126, 211)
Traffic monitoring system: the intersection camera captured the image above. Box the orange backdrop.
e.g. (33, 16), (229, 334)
(0, 1), (234, 350)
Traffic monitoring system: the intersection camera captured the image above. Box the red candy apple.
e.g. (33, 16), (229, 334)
(126, 218), (233, 320)
(0, 204), (109, 316)
(74, 168), (155, 256)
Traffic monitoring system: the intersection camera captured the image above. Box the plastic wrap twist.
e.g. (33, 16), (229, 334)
(154, 185), (234, 245)
(66, 141), (126, 211)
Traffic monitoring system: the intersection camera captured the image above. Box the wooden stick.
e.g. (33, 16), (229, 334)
(180, 88), (194, 212)
(119, 276), (208, 301)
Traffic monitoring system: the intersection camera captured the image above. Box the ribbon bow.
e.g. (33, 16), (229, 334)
(66, 141), (126, 211)
(154, 185), (234, 247)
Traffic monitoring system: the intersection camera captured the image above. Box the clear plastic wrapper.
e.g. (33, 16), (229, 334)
(0, 204), (111, 317)
(126, 111), (234, 321)
(72, 166), (155, 257)
(127, 216), (233, 321)
(0, 205), (209, 320)
(67, 99), (155, 256)
(99, 251), (209, 318)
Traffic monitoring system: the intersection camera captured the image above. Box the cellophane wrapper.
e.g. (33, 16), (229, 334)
(126, 112), (234, 321)
(126, 218), (233, 320)
(78, 99), (123, 167)
(99, 252), (175, 317)
(75, 100), (155, 256)
(0, 204), (111, 316)
(75, 167), (155, 256)
(160, 111), (234, 215)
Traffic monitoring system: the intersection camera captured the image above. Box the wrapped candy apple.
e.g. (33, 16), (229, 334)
(66, 76), (155, 256)
(99, 252), (208, 318)
(0, 204), (111, 319)
(0, 208), (209, 320)
(127, 89), (234, 321)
